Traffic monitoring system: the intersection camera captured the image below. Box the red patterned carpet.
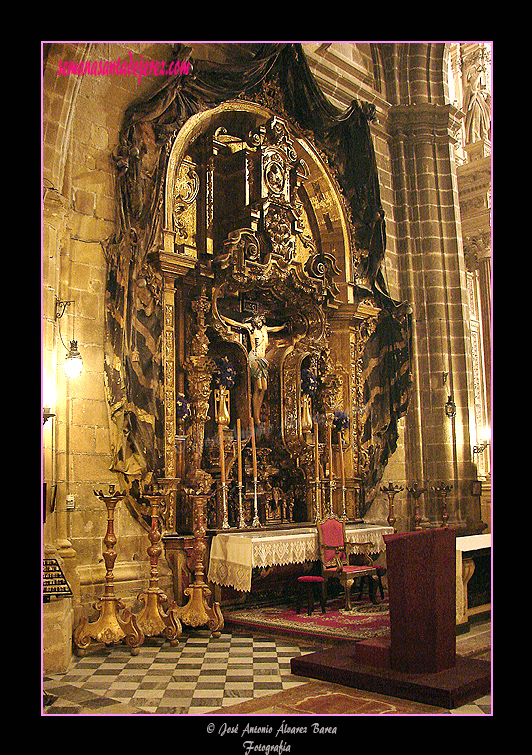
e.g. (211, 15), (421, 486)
(225, 597), (390, 643)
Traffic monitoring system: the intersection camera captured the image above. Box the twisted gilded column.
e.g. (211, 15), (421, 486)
(177, 286), (224, 635)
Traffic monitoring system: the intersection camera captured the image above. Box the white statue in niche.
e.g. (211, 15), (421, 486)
(219, 312), (288, 426)
(463, 57), (491, 144)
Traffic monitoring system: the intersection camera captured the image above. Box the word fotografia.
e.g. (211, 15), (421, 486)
(243, 742), (290, 755)
(56, 52), (192, 82)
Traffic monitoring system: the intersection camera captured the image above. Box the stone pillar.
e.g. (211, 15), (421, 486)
(42, 186), (77, 673)
(387, 102), (481, 531)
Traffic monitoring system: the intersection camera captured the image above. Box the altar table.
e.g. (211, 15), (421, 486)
(455, 533), (491, 629)
(207, 524), (394, 593)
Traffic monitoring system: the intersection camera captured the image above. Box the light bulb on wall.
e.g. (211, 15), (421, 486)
(64, 340), (83, 378)
(473, 426), (491, 454)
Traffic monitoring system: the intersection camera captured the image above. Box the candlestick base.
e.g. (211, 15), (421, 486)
(74, 597), (144, 656)
(313, 479), (321, 523)
(341, 485), (348, 521)
(237, 483), (246, 529)
(251, 480), (261, 528)
(175, 584), (224, 638)
(220, 482), (230, 529)
(136, 590), (182, 645)
(327, 478), (335, 517)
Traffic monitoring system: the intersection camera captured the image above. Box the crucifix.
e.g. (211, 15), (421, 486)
(219, 311), (287, 426)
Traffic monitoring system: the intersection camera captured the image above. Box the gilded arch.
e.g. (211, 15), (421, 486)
(103, 44), (411, 530)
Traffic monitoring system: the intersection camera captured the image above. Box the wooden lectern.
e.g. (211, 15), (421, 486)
(384, 527), (456, 673)
(292, 526), (490, 708)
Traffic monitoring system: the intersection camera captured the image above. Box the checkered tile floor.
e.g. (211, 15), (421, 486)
(43, 629), (318, 715)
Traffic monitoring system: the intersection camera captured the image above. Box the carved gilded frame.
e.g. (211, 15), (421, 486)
(158, 99), (373, 528)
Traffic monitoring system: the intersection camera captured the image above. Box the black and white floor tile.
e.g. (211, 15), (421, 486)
(43, 623), (491, 715)
(43, 629), (317, 715)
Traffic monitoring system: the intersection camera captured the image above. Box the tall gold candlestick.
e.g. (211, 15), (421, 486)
(313, 421), (321, 521)
(250, 416), (258, 481)
(218, 423), (226, 484)
(327, 421), (334, 516)
(218, 423), (229, 528)
(314, 422), (319, 481)
(237, 418), (243, 484)
(237, 418), (245, 528)
(328, 422), (333, 480)
(73, 486), (144, 655)
(250, 416), (260, 527)
(339, 432), (345, 487)
(339, 431), (347, 520)
(136, 495), (182, 644)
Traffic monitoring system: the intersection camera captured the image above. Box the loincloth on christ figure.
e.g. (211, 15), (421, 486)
(249, 354), (269, 381)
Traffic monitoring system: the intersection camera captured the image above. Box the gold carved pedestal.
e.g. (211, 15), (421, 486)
(174, 484), (224, 637)
(135, 492), (182, 644)
(432, 483), (453, 527)
(381, 482), (404, 532)
(407, 483), (426, 530)
(73, 486), (144, 656)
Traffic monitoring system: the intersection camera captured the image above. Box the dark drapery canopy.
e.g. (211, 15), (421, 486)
(104, 43), (411, 504)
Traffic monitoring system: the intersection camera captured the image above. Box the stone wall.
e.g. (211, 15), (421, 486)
(43, 45), (176, 670)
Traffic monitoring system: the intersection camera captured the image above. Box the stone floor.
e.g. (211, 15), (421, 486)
(42, 618), (491, 717)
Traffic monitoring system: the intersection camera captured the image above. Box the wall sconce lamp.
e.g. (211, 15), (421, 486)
(440, 319), (456, 419)
(444, 394), (456, 419)
(43, 407), (55, 424)
(55, 298), (83, 379)
(473, 427), (491, 454)
(443, 375), (456, 418)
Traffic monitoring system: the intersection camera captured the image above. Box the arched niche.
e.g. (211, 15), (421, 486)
(162, 99), (355, 304)
(158, 100), (360, 529)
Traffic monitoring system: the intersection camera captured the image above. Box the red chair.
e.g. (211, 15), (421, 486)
(316, 516), (379, 609)
(296, 575), (326, 616)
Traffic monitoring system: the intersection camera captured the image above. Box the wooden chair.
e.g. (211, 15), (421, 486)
(316, 515), (379, 609)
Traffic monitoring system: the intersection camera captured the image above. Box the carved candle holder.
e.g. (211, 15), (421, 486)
(326, 419), (335, 517)
(175, 484), (224, 637)
(220, 481), (230, 529)
(157, 477), (179, 536)
(135, 490), (182, 645)
(312, 422), (322, 523)
(301, 393), (313, 432)
(236, 418), (245, 528)
(217, 422), (230, 529)
(73, 485), (144, 656)
(327, 478), (335, 518)
(406, 482), (426, 531)
(431, 483), (453, 527)
(237, 483), (245, 528)
(214, 386), (231, 426)
(380, 482), (404, 532)
(252, 480), (261, 528)
(338, 432), (347, 521)
(313, 475), (322, 523)
(250, 417), (261, 528)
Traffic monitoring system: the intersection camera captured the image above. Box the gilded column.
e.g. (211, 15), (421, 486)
(162, 274), (177, 481)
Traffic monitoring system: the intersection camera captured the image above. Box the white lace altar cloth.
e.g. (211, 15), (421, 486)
(207, 524), (394, 593)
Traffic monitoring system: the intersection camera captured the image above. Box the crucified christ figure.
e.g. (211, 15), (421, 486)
(220, 312), (287, 426)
